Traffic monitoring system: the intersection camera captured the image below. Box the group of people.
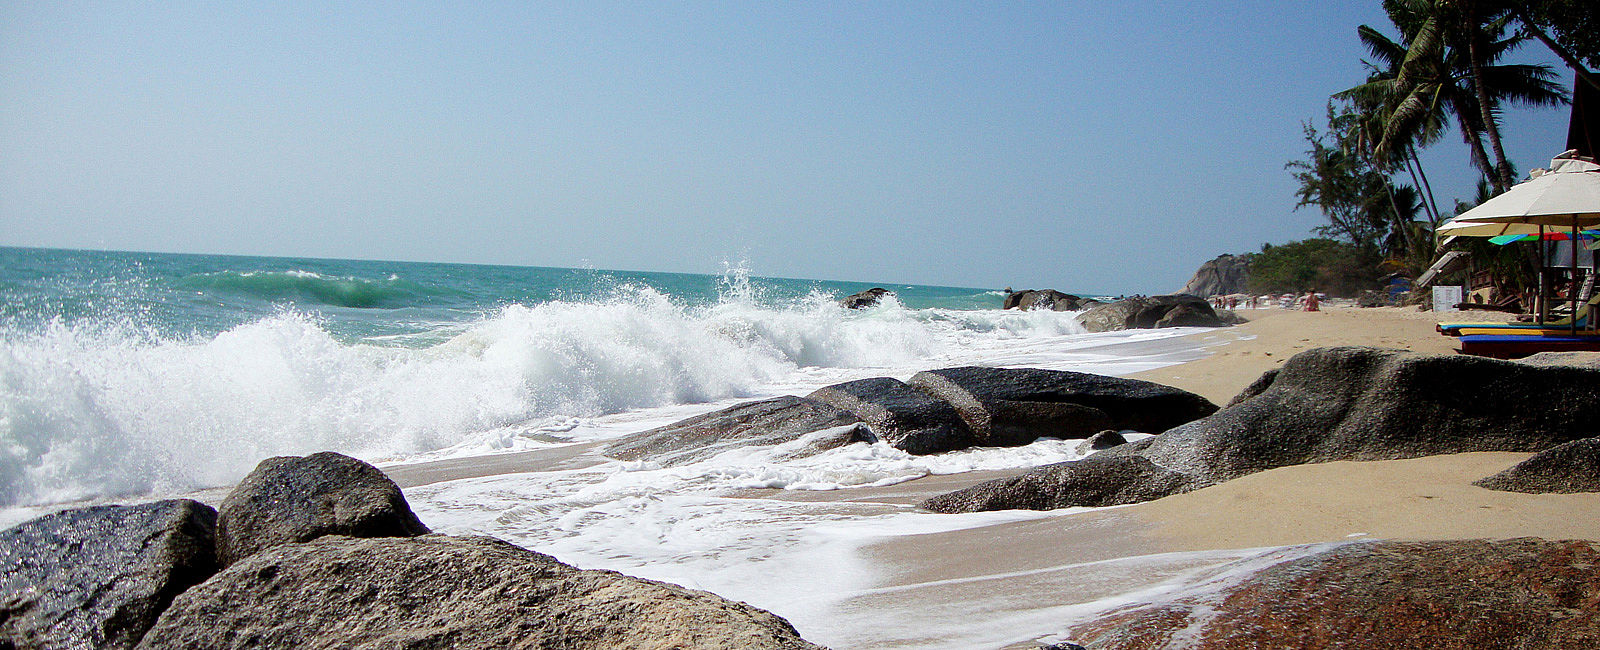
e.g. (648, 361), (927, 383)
(1210, 291), (1320, 311)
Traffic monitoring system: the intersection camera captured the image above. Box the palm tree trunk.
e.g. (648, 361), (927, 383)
(1408, 144), (1443, 226)
(1462, 3), (1514, 191)
(1456, 111), (1498, 190)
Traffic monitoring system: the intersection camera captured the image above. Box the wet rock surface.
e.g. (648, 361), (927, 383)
(604, 395), (869, 465)
(921, 456), (1194, 513)
(1076, 430), (1129, 455)
(216, 451), (430, 566)
(1069, 538), (1600, 650)
(839, 287), (890, 309)
(137, 534), (823, 650)
(1003, 289), (1086, 311)
(1474, 437), (1600, 494)
(0, 500), (219, 650)
(907, 367), (1216, 445)
(808, 377), (977, 455)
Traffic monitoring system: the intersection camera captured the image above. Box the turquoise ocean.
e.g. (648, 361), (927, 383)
(0, 246), (1130, 508)
(1, 246), (1231, 648)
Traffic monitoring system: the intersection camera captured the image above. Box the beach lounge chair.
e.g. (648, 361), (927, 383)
(1437, 293), (1600, 336)
(1457, 332), (1600, 359)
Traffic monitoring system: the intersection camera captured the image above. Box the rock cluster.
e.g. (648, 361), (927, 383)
(1076, 294), (1227, 332)
(1068, 538), (1600, 649)
(926, 346), (1600, 512)
(0, 452), (822, 650)
(604, 367), (1217, 463)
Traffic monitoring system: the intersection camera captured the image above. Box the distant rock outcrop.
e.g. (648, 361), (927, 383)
(1474, 437), (1600, 494)
(1179, 253), (1251, 297)
(1069, 538), (1600, 649)
(839, 287), (891, 309)
(0, 500), (219, 650)
(216, 452), (430, 566)
(1076, 294), (1226, 332)
(925, 346), (1600, 513)
(138, 535), (823, 650)
(1003, 289), (1088, 311)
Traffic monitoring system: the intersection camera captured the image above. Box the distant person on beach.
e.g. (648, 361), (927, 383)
(1304, 290), (1320, 312)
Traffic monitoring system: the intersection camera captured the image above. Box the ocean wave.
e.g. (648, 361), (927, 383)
(0, 286), (1093, 507)
(171, 270), (458, 309)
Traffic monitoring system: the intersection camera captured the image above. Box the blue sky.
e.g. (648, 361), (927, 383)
(0, 1), (1574, 294)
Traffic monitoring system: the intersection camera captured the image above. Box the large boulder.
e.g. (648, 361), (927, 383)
(1474, 437), (1600, 494)
(1003, 289), (1085, 311)
(839, 287), (891, 309)
(925, 347), (1600, 513)
(808, 377), (976, 455)
(1069, 538), (1600, 649)
(1076, 294), (1225, 332)
(906, 367), (1216, 446)
(216, 451), (430, 566)
(1141, 346), (1600, 484)
(921, 455), (1193, 513)
(1178, 254), (1251, 298)
(0, 500), (219, 650)
(136, 535), (823, 650)
(605, 395), (869, 465)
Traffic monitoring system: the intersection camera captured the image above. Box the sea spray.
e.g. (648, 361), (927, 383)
(0, 272), (1116, 507)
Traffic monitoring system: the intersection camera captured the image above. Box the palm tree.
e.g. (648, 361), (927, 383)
(1376, 0), (1567, 193)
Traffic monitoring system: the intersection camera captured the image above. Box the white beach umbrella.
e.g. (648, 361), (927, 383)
(1434, 152), (1600, 327)
(1435, 153), (1600, 237)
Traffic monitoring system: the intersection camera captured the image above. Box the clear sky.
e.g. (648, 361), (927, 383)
(0, 1), (1575, 294)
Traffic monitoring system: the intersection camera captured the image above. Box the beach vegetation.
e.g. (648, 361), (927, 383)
(1283, 0), (1576, 298)
(1246, 238), (1380, 297)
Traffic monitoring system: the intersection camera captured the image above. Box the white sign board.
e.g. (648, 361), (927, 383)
(1432, 285), (1464, 312)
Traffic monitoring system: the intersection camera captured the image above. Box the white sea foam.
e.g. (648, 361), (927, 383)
(0, 282), (1204, 507)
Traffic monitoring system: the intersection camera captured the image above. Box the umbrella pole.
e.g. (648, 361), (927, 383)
(1575, 219), (1582, 334)
(1539, 225), (1548, 324)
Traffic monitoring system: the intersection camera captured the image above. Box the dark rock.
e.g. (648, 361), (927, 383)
(1076, 430), (1128, 455)
(1004, 289), (1084, 312)
(1178, 254), (1250, 298)
(1517, 351), (1600, 369)
(1071, 538), (1600, 649)
(1076, 294), (1225, 333)
(921, 456), (1194, 513)
(216, 451), (429, 566)
(136, 534), (823, 650)
(923, 346), (1600, 513)
(808, 377), (976, 455)
(1140, 346), (1600, 484)
(839, 287), (891, 309)
(605, 395), (868, 465)
(0, 500), (218, 650)
(1041, 644), (1087, 650)
(906, 367), (1216, 446)
(1474, 437), (1600, 494)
